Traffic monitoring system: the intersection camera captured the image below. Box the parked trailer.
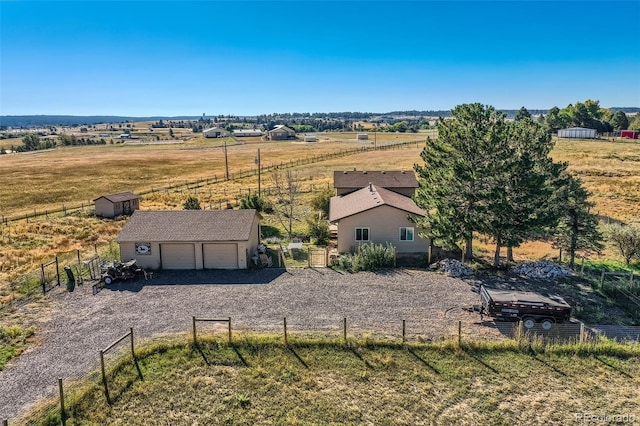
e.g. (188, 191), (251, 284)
(479, 285), (571, 330)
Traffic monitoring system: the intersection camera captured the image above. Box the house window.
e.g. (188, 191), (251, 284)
(355, 227), (370, 242)
(400, 227), (414, 241)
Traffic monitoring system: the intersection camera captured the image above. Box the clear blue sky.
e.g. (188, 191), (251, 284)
(1, 1), (639, 116)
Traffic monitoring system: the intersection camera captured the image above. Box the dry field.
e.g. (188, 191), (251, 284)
(0, 135), (638, 287)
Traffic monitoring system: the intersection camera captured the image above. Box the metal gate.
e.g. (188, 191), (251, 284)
(308, 248), (327, 268)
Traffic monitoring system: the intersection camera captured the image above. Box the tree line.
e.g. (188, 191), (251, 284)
(414, 103), (603, 267)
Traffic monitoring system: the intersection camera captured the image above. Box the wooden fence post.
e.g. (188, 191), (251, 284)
(579, 322), (585, 344)
(343, 318), (347, 344)
(59, 378), (66, 426)
(100, 350), (110, 404)
(192, 316), (197, 344)
(130, 327), (135, 359)
(457, 321), (462, 347)
(402, 319), (406, 344)
(228, 317), (232, 344)
(55, 256), (60, 287)
(283, 317), (288, 345)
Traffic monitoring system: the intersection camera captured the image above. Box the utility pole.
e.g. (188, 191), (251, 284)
(224, 139), (229, 180)
(374, 124), (377, 149)
(255, 148), (261, 197)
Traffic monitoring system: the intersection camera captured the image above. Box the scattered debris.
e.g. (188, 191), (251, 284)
(430, 258), (474, 277)
(511, 261), (573, 279)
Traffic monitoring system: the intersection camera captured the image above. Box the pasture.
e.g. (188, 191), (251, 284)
(0, 134), (638, 287)
(22, 335), (640, 425)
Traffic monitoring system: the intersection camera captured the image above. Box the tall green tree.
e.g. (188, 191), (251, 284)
(514, 107), (531, 121)
(21, 134), (40, 151)
(611, 111), (629, 130)
(485, 118), (561, 266)
(414, 103), (509, 260)
(551, 172), (603, 267)
(604, 224), (640, 266)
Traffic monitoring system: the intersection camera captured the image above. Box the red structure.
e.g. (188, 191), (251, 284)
(621, 130), (639, 139)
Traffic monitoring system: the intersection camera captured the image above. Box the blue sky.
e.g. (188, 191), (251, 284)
(1, 1), (639, 116)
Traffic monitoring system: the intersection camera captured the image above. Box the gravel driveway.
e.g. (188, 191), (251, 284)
(1, 268), (486, 420)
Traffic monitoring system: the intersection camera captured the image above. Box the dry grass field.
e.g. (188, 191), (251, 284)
(0, 134), (638, 288)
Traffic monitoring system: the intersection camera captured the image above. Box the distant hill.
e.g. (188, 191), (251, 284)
(0, 115), (200, 128)
(2, 108), (638, 127)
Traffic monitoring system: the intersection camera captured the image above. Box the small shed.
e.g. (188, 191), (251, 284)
(203, 127), (230, 138)
(94, 192), (140, 218)
(557, 127), (596, 139)
(116, 209), (261, 270)
(621, 130), (639, 139)
(304, 133), (318, 142)
(357, 133), (368, 140)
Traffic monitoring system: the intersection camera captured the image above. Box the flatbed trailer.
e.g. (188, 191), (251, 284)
(480, 285), (572, 330)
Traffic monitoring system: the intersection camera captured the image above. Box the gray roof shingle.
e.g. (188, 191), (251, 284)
(333, 170), (418, 190)
(116, 210), (258, 242)
(93, 192), (139, 203)
(329, 184), (425, 222)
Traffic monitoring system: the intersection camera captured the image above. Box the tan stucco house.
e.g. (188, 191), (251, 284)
(94, 192), (140, 218)
(333, 170), (418, 197)
(267, 125), (296, 140)
(329, 184), (429, 254)
(116, 209), (261, 270)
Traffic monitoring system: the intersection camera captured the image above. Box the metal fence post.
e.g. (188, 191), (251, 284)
(192, 316), (197, 344)
(402, 320), (406, 344)
(55, 256), (60, 287)
(130, 327), (135, 360)
(228, 317), (232, 344)
(343, 318), (347, 344)
(458, 321), (462, 347)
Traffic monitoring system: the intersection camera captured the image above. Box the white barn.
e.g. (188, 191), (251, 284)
(557, 127), (596, 139)
(203, 127), (230, 138)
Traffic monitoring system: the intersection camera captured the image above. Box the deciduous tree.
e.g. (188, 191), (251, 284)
(604, 223), (640, 266)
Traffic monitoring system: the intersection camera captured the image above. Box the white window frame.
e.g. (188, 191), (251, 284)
(399, 227), (414, 241)
(355, 227), (370, 242)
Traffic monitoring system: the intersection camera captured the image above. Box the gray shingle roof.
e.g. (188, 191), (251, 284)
(333, 170), (418, 189)
(93, 192), (139, 203)
(329, 184), (425, 222)
(116, 210), (258, 242)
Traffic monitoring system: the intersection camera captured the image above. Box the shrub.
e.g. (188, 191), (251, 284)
(340, 242), (395, 272)
(183, 196), (201, 210)
(239, 194), (272, 213)
(310, 189), (333, 217)
(305, 213), (330, 246)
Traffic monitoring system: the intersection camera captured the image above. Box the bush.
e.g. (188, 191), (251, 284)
(310, 189), (333, 217)
(239, 194), (272, 213)
(306, 213), (330, 246)
(340, 242), (395, 272)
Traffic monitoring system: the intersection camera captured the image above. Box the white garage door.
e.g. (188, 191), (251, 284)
(161, 243), (196, 269)
(203, 243), (238, 269)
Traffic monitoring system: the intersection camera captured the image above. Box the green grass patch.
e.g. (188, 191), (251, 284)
(25, 334), (640, 425)
(0, 324), (35, 370)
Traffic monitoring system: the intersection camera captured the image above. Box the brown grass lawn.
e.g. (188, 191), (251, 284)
(0, 135), (638, 289)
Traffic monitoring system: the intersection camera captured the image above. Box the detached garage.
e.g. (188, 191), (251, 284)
(557, 127), (596, 139)
(116, 209), (261, 270)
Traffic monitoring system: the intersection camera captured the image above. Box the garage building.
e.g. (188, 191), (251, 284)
(557, 127), (596, 139)
(116, 209), (261, 270)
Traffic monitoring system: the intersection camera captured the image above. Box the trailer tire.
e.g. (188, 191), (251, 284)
(103, 275), (114, 285)
(522, 317), (536, 329)
(541, 319), (554, 330)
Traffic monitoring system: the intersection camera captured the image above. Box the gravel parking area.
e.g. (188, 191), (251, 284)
(0, 268), (488, 420)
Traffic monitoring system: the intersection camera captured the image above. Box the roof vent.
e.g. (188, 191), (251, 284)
(353, 167), (356, 171)
(343, 171), (348, 174)
(381, 171), (386, 174)
(369, 182), (373, 192)
(401, 171), (406, 174)
(363, 171), (367, 174)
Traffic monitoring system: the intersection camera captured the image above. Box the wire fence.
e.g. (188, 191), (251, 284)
(6, 314), (638, 425)
(1, 139), (422, 225)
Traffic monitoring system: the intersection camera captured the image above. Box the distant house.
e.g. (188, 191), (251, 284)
(115, 209), (261, 270)
(203, 127), (230, 138)
(557, 127), (596, 139)
(357, 133), (368, 140)
(118, 133), (131, 139)
(304, 133), (318, 142)
(267, 125), (296, 140)
(233, 129), (263, 137)
(333, 170), (418, 197)
(94, 192), (140, 218)
(329, 184), (429, 254)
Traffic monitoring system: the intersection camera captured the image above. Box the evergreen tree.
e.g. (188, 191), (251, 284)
(414, 103), (508, 260)
(551, 172), (603, 267)
(514, 106), (531, 121)
(611, 111), (629, 130)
